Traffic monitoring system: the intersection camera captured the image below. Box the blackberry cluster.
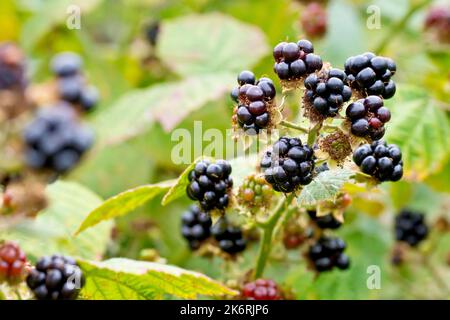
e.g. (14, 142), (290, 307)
(0, 43), (26, 90)
(308, 236), (350, 272)
(395, 209), (428, 247)
(0, 242), (27, 284)
(186, 159), (233, 211)
(26, 255), (85, 300)
(51, 52), (99, 112)
(181, 205), (212, 250)
(346, 95), (391, 140)
(211, 218), (246, 255)
(260, 137), (315, 192)
(237, 174), (273, 210)
(23, 106), (94, 173)
(231, 71), (276, 134)
(344, 52), (397, 99)
(304, 68), (352, 117)
(273, 40), (323, 81)
(242, 279), (281, 300)
(301, 3), (327, 39)
(308, 210), (342, 229)
(353, 140), (403, 182)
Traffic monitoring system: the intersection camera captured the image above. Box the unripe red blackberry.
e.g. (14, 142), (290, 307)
(345, 52), (397, 99)
(186, 159), (233, 211)
(345, 95), (391, 140)
(260, 136), (315, 193)
(301, 3), (327, 39)
(0, 242), (27, 284)
(242, 279), (281, 300)
(424, 6), (450, 43)
(181, 205), (212, 250)
(211, 217), (246, 255)
(26, 255), (85, 300)
(395, 209), (428, 247)
(308, 236), (350, 272)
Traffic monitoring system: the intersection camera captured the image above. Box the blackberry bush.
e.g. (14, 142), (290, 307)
(308, 236), (350, 272)
(186, 159), (233, 211)
(211, 217), (246, 255)
(344, 52), (397, 99)
(353, 140), (403, 182)
(26, 255), (85, 300)
(273, 39), (323, 83)
(231, 71), (276, 135)
(181, 205), (212, 250)
(395, 209), (428, 247)
(345, 95), (391, 140)
(0, 242), (27, 284)
(23, 105), (94, 173)
(242, 279), (281, 300)
(260, 136), (315, 192)
(308, 210), (342, 229)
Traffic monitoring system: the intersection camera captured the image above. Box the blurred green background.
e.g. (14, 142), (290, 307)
(1, 0), (450, 299)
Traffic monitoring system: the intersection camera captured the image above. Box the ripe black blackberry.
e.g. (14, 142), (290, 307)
(211, 217), (246, 255)
(395, 209), (428, 247)
(0, 43), (26, 90)
(181, 205), (212, 250)
(308, 236), (350, 272)
(345, 95), (391, 140)
(23, 106), (94, 173)
(186, 159), (233, 211)
(51, 52), (83, 78)
(307, 210), (342, 229)
(26, 255), (85, 300)
(273, 39), (323, 82)
(242, 279), (281, 300)
(0, 242), (27, 284)
(344, 52), (397, 99)
(353, 140), (403, 182)
(260, 136), (315, 193)
(231, 71), (276, 135)
(304, 68), (352, 118)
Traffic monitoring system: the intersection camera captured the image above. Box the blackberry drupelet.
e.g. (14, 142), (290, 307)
(307, 210), (342, 229)
(308, 236), (350, 272)
(395, 209), (428, 247)
(181, 205), (212, 250)
(344, 52), (397, 99)
(273, 39), (323, 81)
(304, 68), (352, 117)
(345, 95), (391, 140)
(186, 159), (233, 211)
(23, 106), (94, 173)
(51, 52), (82, 78)
(353, 140), (403, 182)
(0, 242), (27, 284)
(231, 71), (276, 135)
(242, 279), (281, 300)
(260, 136), (315, 193)
(211, 218), (246, 255)
(26, 255), (85, 300)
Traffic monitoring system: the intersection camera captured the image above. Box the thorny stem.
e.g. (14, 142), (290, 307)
(254, 193), (295, 279)
(280, 120), (308, 133)
(374, 0), (433, 54)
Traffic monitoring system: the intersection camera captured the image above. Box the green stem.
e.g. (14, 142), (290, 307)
(280, 120), (308, 133)
(307, 123), (321, 146)
(374, 0), (432, 54)
(254, 193), (295, 279)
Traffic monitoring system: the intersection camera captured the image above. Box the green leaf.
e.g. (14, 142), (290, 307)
(92, 73), (235, 146)
(75, 180), (174, 235)
(78, 258), (237, 300)
(297, 169), (353, 206)
(1, 181), (113, 261)
(157, 13), (269, 76)
(384, 85), (450, 180)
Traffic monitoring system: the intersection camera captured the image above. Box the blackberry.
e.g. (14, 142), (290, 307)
(301, 3), (327, 39)
(211, 217), (246, 255)
(344, 52), (397, 99)
(260, 136), (315, 193)
(181, 205), (212, 250)
(51, 52), (82, 77)
(0, 242), (27, 284)
(23, 106), (94, 173)
(231, 71), (276, 135)
(345, 95), (391, 140)
(424, 7), (450, 43)
(186, 159), (233, 211)
(26, 255), (85, 300)
(0, 43), (26, 90)
(79, 86), (100, 112)
(353, 140), (403, 182)
(307, 210), (342, 229)
(395, 209), (428, 247)
(273, 39), (323, 82)
(308, 236), (350, 272)
(242, 279), (281, 300)
(237, 174), (273, 211)
(145, 21), (160, 46)
(304, 68), (352, 118)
